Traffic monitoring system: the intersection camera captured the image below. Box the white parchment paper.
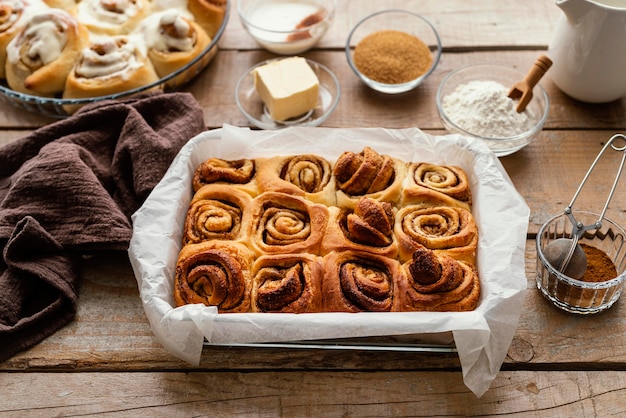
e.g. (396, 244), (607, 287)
(129, 125), (529, 397)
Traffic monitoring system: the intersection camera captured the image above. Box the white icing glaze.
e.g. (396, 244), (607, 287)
(76, 0), (144, 33)
(140, 9), (194, 52)
(0, 0), (49, 32)
(75, 34), (144, 79)
(6, 9), (70, 65)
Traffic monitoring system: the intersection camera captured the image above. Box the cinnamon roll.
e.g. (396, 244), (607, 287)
(139, 9), (212, 79)
(322, 250), (398, 312)
(322, 197), (398, 258)
(248, 191), (329, 256)
(394, 247), (480, 312)
(333, 146), (407, 209)
(256, 154), (336, 206)
(403, 162), (472, 209)
(5, 8), (89, 96)
(187, 0), (226, 38)
(0, 0), (47, 79)
(43, 0), (75, 10)
(182, 184), (253, 246)
(395, 205), (478, 264)
(62, 35), (159, 111)
(251, 253), (323, 313)
(174, 240), (254, 312)
(192, 157), (258, 196)
(73, 0), (152, 35)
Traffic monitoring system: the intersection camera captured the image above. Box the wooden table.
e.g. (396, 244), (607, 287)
(4, 0), (626, 415)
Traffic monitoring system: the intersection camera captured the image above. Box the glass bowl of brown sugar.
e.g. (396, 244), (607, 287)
(536, 210), (626, 314)
(345, 9), (442, 94)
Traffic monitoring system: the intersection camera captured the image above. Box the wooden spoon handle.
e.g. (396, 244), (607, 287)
(525, 54), (553, 89)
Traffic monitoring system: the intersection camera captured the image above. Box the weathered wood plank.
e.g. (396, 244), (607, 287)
(1, 370), (624, 416)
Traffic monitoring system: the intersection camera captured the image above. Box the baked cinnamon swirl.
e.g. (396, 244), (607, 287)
(248, 191), (329, 256)
(334, 146), (407, 209)
(395, 205), (478, 264)
(322, 250), (398, 312)
(256, 154), (336, 206)
(174, 241), (254, 312)
(73, 0), (152, 35)
(403, 162), (472, 209)
(183, 184), (253, 246)
(140, 9), (212, 78)
(186, 0), (225, 38)
(5, 8), (89, 96)
(394, 247), (480, 312)
(192, 157), (258, 195)
(251, 253), (323, 313)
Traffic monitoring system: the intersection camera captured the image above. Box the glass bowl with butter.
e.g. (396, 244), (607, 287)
(235, 57), (340, 130)
(238, 0), (336, 55)
(345, 9), (442, 94)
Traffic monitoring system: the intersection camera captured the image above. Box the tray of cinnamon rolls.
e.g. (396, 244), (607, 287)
(129, 126), (529, 361)
(0, 0), (228, 117)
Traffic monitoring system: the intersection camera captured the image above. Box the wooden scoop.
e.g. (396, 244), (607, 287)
(508, 54), (552, 113)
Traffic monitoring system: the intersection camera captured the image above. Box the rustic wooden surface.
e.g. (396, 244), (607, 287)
(4, 0), (626, 415)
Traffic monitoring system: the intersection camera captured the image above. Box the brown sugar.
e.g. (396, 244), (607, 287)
(353, 30), (433, 84)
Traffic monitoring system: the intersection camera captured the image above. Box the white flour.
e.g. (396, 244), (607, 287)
(442, 80), (535, 138)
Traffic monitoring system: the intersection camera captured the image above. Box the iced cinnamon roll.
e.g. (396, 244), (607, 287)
(251, 253), (323, 313)
(403, 162), (472, 209)
(0, 0), (48, 78)
(63, 35), (159, 111)
(394, 205), (478, 264)
(257, 154), (336, 206)
(139, 9), (212, 78)
(5, 8), (89, 96)
(74, 0), (151, 35)
(248, 191), (329, 256)
(192, 157), (258, 196)
(322, 196), (398, 258)
(334, 146), (407, 209)
(174, 240), (254, 312)
(187, 0), (226, 38)
(322, 250), (398, 312)
(183, 184), (253, 246)
(394, 247), (480, 312)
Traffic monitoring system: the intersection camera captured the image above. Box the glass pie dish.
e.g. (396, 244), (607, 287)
(0, 1), (230, 119)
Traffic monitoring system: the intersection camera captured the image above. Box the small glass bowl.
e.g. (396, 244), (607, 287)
(436, 63), (549, 157)
(536, 210), (626, 314)
(0, 2), (230, 119)
(235, 57), (340, 130)
(345, 9), (442, 94)
(238, 0), (335, 55)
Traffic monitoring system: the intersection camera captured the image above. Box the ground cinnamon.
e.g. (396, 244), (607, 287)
(580, 243), (617, 283)
(353, 30), (432, 84)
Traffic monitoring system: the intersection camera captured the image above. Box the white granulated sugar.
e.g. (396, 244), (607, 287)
(442, 80), (535, 138)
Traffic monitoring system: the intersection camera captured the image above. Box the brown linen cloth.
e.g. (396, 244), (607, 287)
(0, 91), (205, 362)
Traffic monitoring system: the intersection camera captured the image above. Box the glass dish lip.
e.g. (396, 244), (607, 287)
(237, 0), (336, 35)
(344, 9), (443, 94)
(0, 0), (230, 114)
(234, 57), (341, 130)
(435, 63), (550, 141)
(536, 209), (626, 289)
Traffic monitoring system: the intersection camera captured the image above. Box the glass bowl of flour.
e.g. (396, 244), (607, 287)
(436, 63), (549, 157)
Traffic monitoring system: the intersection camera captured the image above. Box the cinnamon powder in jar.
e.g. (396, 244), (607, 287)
(354, 30), (432, 84)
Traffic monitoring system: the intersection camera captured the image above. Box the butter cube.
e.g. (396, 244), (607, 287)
(253, 57), (319, 121)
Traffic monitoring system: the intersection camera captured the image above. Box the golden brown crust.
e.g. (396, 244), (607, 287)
(183, 184), (253, 246)
(403, 162), (472, 208)
(192, 157), (258, 195)
(251, 253), (323, 313)
(186, 0), (226, 38)
(394, 247), (480, 312)
(174, 240), (254, 312)
(322, 250), (398, 312)
(394, 205), (478, 264)
(256, 154), (336, 206)
(248, 191), (329, 256)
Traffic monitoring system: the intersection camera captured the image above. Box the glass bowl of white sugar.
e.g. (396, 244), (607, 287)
(436, 63), (549, 157)
(238, 0), (335, 55)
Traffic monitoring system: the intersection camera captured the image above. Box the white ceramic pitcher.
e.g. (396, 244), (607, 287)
(548, 0), (626, 103)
